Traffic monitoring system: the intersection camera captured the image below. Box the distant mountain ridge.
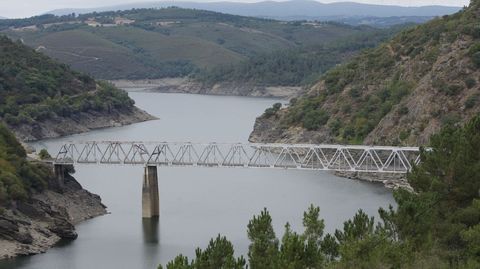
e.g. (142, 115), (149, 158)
(47, 0), (462, 22)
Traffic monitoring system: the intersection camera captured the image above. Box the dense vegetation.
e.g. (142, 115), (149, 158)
(160, 114), (480, 269)
(0, 123), (52, 206)
(0, 35), (135, 127)
(256, 0), (480, 145)
(194, 25), (407, 86)
(1, 8), (376, 80)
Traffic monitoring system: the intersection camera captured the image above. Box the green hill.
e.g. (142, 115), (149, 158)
(0, 35), (153, 141)
(1, 8), (372, 80)
(250, 0), (480, 146)
(194, 25), (406, 87)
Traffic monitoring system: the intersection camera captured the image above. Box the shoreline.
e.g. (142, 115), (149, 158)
(0, 172), (108, 260)
(110, 78), (301, 99)
(9, 107), (157, 142)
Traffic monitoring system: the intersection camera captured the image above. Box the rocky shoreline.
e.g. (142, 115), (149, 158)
(1, 103), (156, 259)
(334, 171), (412, 191)
(249, 113), (413, 190)
(8, 107), (156, 142)
(0, 169), (107, 259)
(111, 78), (302, 99)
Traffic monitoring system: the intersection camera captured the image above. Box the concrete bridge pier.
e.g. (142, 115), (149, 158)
(53, 164), (65, 190)
(142, 165), (159, 218)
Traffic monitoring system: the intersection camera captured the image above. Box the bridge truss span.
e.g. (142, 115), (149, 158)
(54, 141), (422, 174)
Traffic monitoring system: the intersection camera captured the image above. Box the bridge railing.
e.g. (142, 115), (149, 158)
(54, 141), (422, 173)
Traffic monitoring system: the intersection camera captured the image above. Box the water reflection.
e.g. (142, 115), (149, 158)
(142, 217), (160, 244)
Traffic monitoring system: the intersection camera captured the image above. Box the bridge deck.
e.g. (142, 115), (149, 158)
(54, 141), (422, 174)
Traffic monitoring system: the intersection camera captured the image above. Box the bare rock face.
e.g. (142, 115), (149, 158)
(10, 107), (156, 142)
(249, 109), (333, 144)
(0, 173), (107, 259)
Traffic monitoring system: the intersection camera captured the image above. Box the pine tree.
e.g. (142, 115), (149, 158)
(247, 208), (279, 269)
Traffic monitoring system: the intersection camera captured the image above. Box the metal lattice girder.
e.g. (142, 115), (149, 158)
(53, 141), (423, 174)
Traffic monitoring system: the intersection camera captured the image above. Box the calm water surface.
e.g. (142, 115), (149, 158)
(3, 92), (395, 269)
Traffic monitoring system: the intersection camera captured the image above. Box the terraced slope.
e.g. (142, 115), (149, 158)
(1, 8), (371, 79)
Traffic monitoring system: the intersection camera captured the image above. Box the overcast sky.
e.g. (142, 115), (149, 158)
(0, 0), (469, 19)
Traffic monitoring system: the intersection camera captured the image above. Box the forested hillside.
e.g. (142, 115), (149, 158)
(0, 8), (375, 80)
(250, 0), (480, 146)
(0, 35), (153, 140)
(194, 25), (406, 86)
(0, 124), (50, 204)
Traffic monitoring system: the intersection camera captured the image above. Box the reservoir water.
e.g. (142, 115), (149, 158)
(4, 92), (395, 269)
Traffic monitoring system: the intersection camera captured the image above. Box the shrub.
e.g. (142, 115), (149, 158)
(469, 43), (480, 55)
(448, 84), (464, 95)
(399, 130), (409, 140)
(341, 103), (352, 114)
(303, 110), (329, 130)
(464, 77), (477, 88)
(441, 113), (461, 126)
(272, 103), (282, 111)
(469, 43), (480, 68)
(472, 52), (480, 68)
(439, 84), (463, 96)
(465, 94), (478, 110)
(398, 105), (409, 115)
(349, 87), (362, 98)
(328, 119), (342, 136)
(263, 103), (282, 118)
(342, 125), (355, 140)
(38, 149), (52, 160)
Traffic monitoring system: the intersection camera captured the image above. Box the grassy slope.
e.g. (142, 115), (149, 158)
(252, 1), (480, 146)
(90, 26), (243, 67)
(1, 8), (367, 80)
(20, 30), (155, 79)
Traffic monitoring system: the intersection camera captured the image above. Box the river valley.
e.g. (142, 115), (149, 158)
(1, 92), (395, 269)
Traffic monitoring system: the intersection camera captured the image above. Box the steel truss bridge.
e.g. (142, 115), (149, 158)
(54, 141), (423, 174)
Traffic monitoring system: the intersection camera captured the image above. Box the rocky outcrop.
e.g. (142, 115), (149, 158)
(9, 107), (156, 142)
(249, 110), (332, 144)
(112, 78), (301, 98)
(0, 170), (107, 259)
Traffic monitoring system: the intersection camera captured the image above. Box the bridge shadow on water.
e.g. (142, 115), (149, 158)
(142, 217), (160, 244)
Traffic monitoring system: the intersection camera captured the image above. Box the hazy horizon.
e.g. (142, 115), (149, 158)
(0, 0), (468, 19)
